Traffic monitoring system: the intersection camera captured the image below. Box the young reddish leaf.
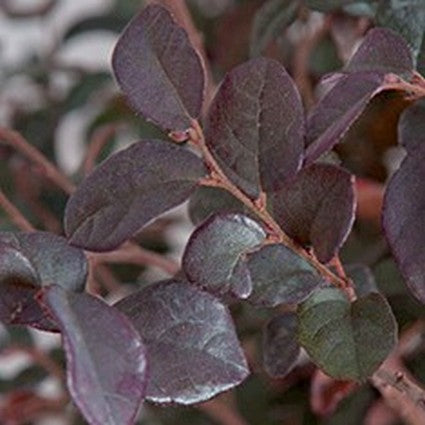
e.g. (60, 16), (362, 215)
(205, 57), (304, 198)
(262, 313), (300, 378)
(0, 232), (87, 330)
(115, 280), (249, 404)
(41, 285), (147, 425)
(183, 214), (266, 299)
(112, 5), (205, 131)
(310, 369), (357, 417)
(268, 164), (356, 263)
(298, 288), (397, 381)
(64, 140), (206, 252)
(188, 186), (252, 225)
(383, 143), (425, 303)
(398, 98), (425, 153)
(344, 28), (414, 76)
(305, 72), (384, 163)
(247, 244), (325, 307)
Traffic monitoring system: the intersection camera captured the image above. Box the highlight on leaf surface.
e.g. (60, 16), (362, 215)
(112, 4), (205, 131)
(64, 139), (206, 252)
(40, 285), (148, 425)
(0, 232), (87, 330)
(115, 279), (249, 405)
(183, 213), (266, 299)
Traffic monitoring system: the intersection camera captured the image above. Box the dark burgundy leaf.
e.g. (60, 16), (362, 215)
(383, 143), (425, 303)
(262, 313), (300, 378)
(398, 98), (425, 153)
(344, 28), (413, 76)
(205, 57), (304, 198)
(41, 286), (147, 425)
(0, 232), (87, 330)
(305, 72), (383, 163)
(64, 140), (206, 252)
(112, 5), (205, 131)
(183, 214), (266, 299)
(247, 244), (325, 307)
(188, 186), (252, 225)
(268, 164), (355, 263)
(115, 280), (249, 404)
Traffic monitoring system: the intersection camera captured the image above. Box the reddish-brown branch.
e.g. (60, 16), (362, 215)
(198, 395), (248, 425)
(0, 127), (75, 195)
(0, 189), (35, 232)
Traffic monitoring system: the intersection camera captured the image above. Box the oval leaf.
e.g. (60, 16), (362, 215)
(183, 214), (266, 299)
(205, 57), (304, 198)
(115, 280), (249, 404)
(383, 143), (425, 303)
(40, 286), (147, 425)
(344, 27), (413, 76)
(263, 313), (300, 378)
(65, 139), (206, 251)
(305, 72), (384, 163)
(298, 288), (397, 381)
(112, 5), (205, 131)
(247, 244), (325, 307)
(0, 232), (87, 330)
(268, 164), (356, 263)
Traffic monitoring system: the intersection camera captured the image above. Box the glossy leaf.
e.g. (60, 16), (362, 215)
(268, 164), (355, 263)
(112, 5), (205, 131)
(344, 27), (414, 76)
(298, 288), (397, 380)
(183, 214), (266, 299)
(188, 186), (251, 225)
(383, 143), (425, 303)
(115, 280), (249, 404)
(262, 313), (300, 378)
(250, 0), (299, 57)
(64, 139), (206, 251)
(247, 244), (325, 307)
(398, 98), (425, 153)
(41, 285), (147, 425)
(376, 0), (425, 64)
(305, 72), (384, 163)
(0, 232), (87, 330)
(205, 57), (304, 198)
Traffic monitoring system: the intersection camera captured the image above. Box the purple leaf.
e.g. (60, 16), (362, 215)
(345, 28), (414, 76)
(115, 280), (249, 404)
(0, 232), (87, 330)
(247, 244), (325, 307)
(268, 164), (355, 263)
(112, 5), (205, 131)
(305, 72), (384, 164)
(263, 313), (300, 378)
(41, 285), (147, 425)
(205, 57), (304, 198)
(64, 139), (206, 252)
(383, 143), (425, 304)
(183, 214), (266, 299)
(398, 98), (425, 153)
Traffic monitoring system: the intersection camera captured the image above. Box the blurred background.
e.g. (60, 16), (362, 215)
(0, 0), (424, 424)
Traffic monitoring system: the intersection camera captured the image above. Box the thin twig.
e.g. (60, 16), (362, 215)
(190, 119), (348, 292)
(0, 127), (75, 195)
(0, 189), (35, 232)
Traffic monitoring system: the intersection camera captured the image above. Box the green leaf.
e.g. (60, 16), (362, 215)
(247, 244), (325, 307)
(376, 0), (425, 67)
(250, 0), (299, 57)
(306, 0), (362, 12)
(298, 288), (397, 380)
